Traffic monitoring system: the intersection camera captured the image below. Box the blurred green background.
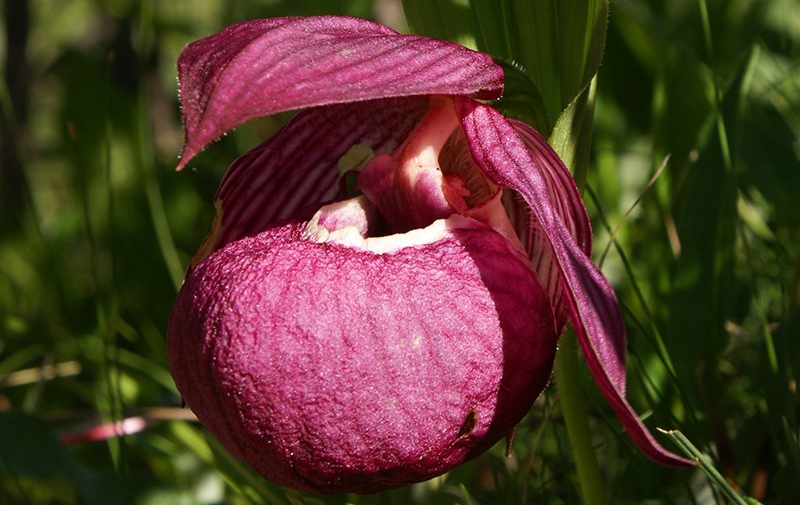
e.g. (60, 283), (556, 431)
(1, 0), (798, 504)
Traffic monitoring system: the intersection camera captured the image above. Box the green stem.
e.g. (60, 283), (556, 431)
(554, 330), (608, 505)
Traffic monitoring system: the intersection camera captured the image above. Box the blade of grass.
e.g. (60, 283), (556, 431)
(136, 0), (183, 292)
(458, 483), (475, 505)
(100, 49), (125, 475)
(659, 429), (763, 505)
(585, 183), (703, 433)
(597, 155), (670, 267)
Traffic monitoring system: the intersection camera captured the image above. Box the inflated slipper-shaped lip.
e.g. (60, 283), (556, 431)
(168, 217), (557, 493)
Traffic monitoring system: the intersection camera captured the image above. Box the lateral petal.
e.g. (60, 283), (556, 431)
(204, 97), (429, 256)
(177, 16), (503, 168)
(507, 119), (592, 256)
(455, 97), (694, 467)
(502, 120), (593, 332)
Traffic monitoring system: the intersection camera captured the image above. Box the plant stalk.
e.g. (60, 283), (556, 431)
(554, 330), (609, 505)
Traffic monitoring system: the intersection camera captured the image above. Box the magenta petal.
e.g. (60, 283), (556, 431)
(177, 16), (504, 168)
(507, 119), (592, 257)
(205, 97), (428, 254)
(455, 98), (694, 467)
(168, 220), (557, 492)
(502, 120), (593, 332)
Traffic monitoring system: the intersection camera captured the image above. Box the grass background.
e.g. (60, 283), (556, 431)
(1, 0), (798, 503)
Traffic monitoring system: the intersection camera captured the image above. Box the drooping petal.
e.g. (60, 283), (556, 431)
(455, 97), (694, 467)
(199, 97), (429, 258)
(508, 119), (592, 256)
(177, 16), (504, 168)
(503, 119), (593, 332)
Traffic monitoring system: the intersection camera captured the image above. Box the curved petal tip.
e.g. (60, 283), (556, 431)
(176, 16), (504, 168)
(454, 97), (695, 468)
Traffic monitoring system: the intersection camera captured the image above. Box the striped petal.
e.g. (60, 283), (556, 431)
(195, 97), (428, 262)
(455, 97), (694, 467)
(503, 119), (592, 332)
(177, 16), (503, 168)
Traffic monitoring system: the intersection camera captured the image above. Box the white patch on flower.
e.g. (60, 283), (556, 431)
(302, 195), (375, 242)
(303, 197), (489, 255)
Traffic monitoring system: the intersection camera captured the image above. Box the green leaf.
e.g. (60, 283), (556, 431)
(403, 0), (608, 144)
(495, 60), (550, 133)
(469, 0), (608, 133)
(401, 0), (473, 46)
(549, 78), (597, 188)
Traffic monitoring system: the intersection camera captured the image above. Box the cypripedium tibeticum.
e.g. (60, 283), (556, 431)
(167, 16), (692, 494)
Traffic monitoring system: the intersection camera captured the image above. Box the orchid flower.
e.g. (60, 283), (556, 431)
(167, 16), (692, 494)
